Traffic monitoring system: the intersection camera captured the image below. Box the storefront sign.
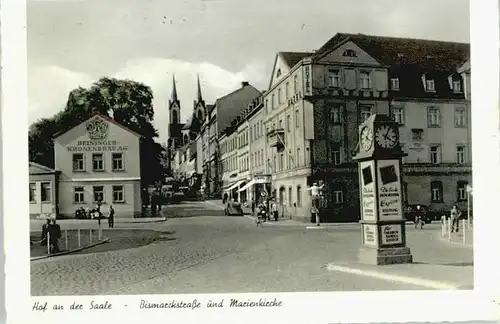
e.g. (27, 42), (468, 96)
(377, 159), (402, 221)
(360, 160), (376, 221)
(381, 224), (402, 245)
(304, 65), (311, 95)
(363, 224), (378, 246)
(67, 140), (128, 152)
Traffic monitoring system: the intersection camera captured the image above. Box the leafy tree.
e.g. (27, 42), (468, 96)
(29, 77), (167, 188)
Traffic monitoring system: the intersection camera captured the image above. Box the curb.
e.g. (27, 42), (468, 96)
(30, 237), (110, 261)
(325, 263), (458, 290)
(124, 217), (167, 224)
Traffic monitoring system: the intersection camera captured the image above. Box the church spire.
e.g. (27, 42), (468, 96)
(170, 74), (178, 103)
(196, 74), (203, 102)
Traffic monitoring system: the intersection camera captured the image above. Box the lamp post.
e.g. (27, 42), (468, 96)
(466, 184), (473, 229)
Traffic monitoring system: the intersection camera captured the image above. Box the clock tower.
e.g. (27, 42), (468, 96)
(353, 114), (413, 265)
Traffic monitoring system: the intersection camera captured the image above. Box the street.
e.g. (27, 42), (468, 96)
(30, 202), (473, 296)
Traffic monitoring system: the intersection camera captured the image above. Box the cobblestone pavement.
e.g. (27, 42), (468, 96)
(31, 206), (473, 296)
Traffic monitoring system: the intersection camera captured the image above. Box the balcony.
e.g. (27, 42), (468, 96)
(267, 128), (285, 149)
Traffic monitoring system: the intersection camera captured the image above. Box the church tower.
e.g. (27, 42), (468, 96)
(168, 74), (184, 149)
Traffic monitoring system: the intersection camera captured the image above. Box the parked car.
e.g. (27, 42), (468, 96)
(170, 192), (185, 204)
(224, 201), (243, 216)
(404, 204), (433, 224)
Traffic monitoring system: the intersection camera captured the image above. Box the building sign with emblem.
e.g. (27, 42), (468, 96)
(66, 117), (129, 152)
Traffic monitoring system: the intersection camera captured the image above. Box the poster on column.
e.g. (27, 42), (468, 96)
(377, 159), (403, 221)
(360, 160), (376, 221)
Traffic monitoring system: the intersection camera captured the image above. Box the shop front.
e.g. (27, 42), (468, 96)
(237, 175), (271, 204)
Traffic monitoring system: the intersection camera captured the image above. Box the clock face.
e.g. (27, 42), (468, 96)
(360, 126), (373, 151)
(375, 125), (398, 148)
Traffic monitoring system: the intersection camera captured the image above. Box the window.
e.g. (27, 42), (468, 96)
(271, 94), (275, 109)
(295, 110), (300, 127)
(391, 106), (405, 125)
(72, 153), (85, 171)
(296, 186), (302, 207)
(260, 121), (263, 135)
(112, 153), (124, 171)
(113, 185), (125, 203)
(455, 106), (466, 127)
(265, 99), (269, 113)
(273, 156), (277, 171)
(92, 153), (104, 171)
(456, 145), (466, 164)
(305, 147), (310, 165)
(286, 115), (291, 132)
(333, 190), (344, 203)
(331, 145), (342, 165)
(390, 78), (400, 90)
(430, 181), (443, 202)
(249, 128), (253, 141)
(285, 82), (290, 99)
(425, 79), (435, 92)
(457, 181), (468, 201)
(279, 153), (284, 171)
(296, 148), (301, 166)
(172, 110), (179, 124)
(453, 80), (462, 93)
(278, 88), (282, 104)
(360, 71), (371, 89)
(41, 182), (51, 202)
(260, 149), (264, 165)
(327, 69), (340, 87)
(279, 119), (283, 130)
(427, 107), (440, 127)
(74, 187), (85, 203)
(29, 183), (36, 202)
(360, 105), (372, 122)
(93, 186), (104, 202)
(293, 75), (298, 93)
(330, 105), (343, 124)
(430, 145), (441, 164)
(343, 49), (357, 57)
(288, 187), (293, 206)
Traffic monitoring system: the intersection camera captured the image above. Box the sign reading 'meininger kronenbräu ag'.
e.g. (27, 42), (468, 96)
(66, 140), (128, 152)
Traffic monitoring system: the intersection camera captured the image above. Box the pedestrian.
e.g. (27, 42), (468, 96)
(48, 218), (61, 253)
(96, 199), (102, 225)
(40, 218), (51, 248)
(271, 200), (279, 221)
(307, 182), (325, 210)
(414, 205), (424, 229)
(450, 205), (462, 233)
(312, 206), (320, 226)
(108, 205), (115, 228)
(251, 199), (256, 216)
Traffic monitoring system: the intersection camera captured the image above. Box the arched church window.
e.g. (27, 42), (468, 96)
(183, 134), (189, 144)
(172, 110), (179, 124)
(197, 110), (204, 122)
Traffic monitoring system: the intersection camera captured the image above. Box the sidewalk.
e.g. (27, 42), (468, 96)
(326, 228), (474, 290)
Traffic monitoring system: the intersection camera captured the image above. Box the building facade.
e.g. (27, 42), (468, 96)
(262, 33), (471, 222)
(29, 162), (60, 218)
(54, 114), (142, 218)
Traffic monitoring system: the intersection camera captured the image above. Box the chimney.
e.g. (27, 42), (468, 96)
(241, 81), (249, 87)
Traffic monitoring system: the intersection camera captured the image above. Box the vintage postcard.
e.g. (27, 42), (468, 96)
(3, 0), (500, 323)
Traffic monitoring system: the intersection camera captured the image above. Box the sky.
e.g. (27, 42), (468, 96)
(28, 0), (470, 143)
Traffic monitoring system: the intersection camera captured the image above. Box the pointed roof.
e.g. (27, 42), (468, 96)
(29, 161), (57, 174)
(196, 74), (203, 102)
(170, 74), (178, 103)
(280, 51), (312, 68)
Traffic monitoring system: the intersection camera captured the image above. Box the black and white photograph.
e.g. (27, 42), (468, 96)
(3, 0), (500, 322)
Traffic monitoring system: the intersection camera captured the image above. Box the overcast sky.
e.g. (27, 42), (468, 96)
(28, 0), (470, 143)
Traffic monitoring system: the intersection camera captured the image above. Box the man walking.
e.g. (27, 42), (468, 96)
(450, 205), (462, 233)
(108, 205), (115, 228)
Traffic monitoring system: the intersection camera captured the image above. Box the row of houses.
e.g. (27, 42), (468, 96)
(169, 32), (472, 222)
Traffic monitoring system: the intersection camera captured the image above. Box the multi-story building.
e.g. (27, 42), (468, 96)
(219, 122), (240, 200)
(199, 82), (261, 198)
(263, 33), (470, 222)
(54, 114), (142, 218)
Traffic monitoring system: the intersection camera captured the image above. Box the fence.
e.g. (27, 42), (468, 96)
(441, 216), (472, 245)
(38, 227), (103, 256)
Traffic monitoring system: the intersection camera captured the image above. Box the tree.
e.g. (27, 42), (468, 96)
(29, 77), (167, 188)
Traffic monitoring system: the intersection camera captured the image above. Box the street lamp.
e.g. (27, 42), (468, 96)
(466, 184), (473, 229)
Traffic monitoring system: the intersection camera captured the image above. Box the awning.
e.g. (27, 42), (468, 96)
(238, 179), (255, 192)
(226, 180), (244, 192)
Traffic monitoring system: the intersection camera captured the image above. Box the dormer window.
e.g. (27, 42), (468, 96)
(342, 49), (357, 57)
(425, 79), (435, 92)
(452, 79), (462, 93)
(276, 69), (282, 78)
(390, 78), (400, 90)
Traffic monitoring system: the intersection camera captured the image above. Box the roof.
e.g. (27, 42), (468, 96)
(280, 51), (313, 69)
(29, 161), (57, 174)
(215, 83), (262, 133)
(207, 104), (216, 114)
(53, 113), (141, 141)
(313, 33), (470, 71)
